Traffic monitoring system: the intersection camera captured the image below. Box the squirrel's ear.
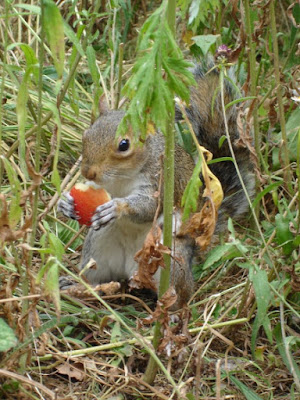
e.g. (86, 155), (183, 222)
(98, 94), (110, 115)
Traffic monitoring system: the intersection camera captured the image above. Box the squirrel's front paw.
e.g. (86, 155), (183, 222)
(57, 192), (78, 220)
(91, 199), (119, 230)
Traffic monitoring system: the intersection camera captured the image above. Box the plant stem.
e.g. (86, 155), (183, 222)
(160, 116), (175, 298)
(0, 0), (9, 185)
(297, 127), (300, 232)
(115, 42), (124, 109)
(143, 0), (176, 385)
(166, 0), (176, 35)
(269, 0), (291, 189)
(243, 0), (260, 216)
(19, 0), (46, 373)
(29, 0), (45, 253)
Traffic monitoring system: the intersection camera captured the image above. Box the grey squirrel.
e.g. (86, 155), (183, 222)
(58, 62), (255, 309)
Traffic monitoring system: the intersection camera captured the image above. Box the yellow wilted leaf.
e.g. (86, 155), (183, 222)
(182, 30), (195, 47)
(200, 148), (224, 210)
(147, 121), (156, 135)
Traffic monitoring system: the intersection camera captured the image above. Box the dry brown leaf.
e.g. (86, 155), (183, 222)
(56, 363), (85, 381)
(180, 198), (217, 251)
(60, 280), (120, 298)
(283, 266), (300, 292)
(130, 225), (170, 291)
(0, 195), (32, 245)
(142, 286), (177, 326)
(267, 98), (278, 127)
(153, 286), (178, 318)
(142, 290), (190, 356)
(95, 281), (121, 295)
(158, 331), (189, 356)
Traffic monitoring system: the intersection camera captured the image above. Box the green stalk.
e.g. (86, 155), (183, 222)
(166, 0), (176, 33)
(115, 42), (124, 109)
(143, 0), (176, 385)
(19, 0), (46, 373)
(0, 0), (9, 185)
(297, 127), (300, 232)
(160, 117), (175, 298)
(28, 0), (45, 253)
(270, 0), (291, 188)
(243, 0), (260, 214)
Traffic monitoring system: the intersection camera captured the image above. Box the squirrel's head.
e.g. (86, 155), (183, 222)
(81, 110), (149, 186)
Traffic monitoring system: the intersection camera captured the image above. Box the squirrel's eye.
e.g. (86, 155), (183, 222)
(118, 138), (130, 152)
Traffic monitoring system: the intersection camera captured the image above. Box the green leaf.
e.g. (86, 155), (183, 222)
(118, 344), (133, 357)
(58, 219), (82, 250)
(20, 43), (38, 67)
(16, 68), (32, 175)
(0, 318), (18, 352)
(192, 34), (219, 55)
(44, 259), (61, 315)
(274, 324), (300, 380)
(188, 0), (200, 24)
(86, 45), (100, 85)
(44, 102), (62, 192)
(250, 268), (273, 355)
(118, 2), (195, 139)
(181, 157), (202, 221)
(225, 96), (256, 110)
(0, 156), (22, 228)
(202, 243), (240, 270)
(43, 0), (65, 79)
(275, 214), (295, 256)
(272, 108), (300, 167)
(49, 232), (65, 262)
(7, 43), (39, 81)
(111, 322), (122, 342)
(218, 135), (227, 148)
(252, 181), (282, 210)
(15, 3), (41, 14)
(63, 20), (85, 57)
(229, 375), (264, 400)
(51, 167), (61, 195)
(36, 256), (52, 284)
(186, 394), (196, 400)
(86, 44), (102, 112)
(185, 0), (221, 28)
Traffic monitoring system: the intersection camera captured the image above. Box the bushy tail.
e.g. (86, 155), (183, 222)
(177, 61), (255, 226)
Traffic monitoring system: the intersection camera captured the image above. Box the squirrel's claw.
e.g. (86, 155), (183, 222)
(91, 200), (117, 230)
(57, 192), (78, 220)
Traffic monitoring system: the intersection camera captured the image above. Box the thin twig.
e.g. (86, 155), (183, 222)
(0, 369), (55, 400)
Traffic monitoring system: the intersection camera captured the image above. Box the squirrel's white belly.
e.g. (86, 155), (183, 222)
(81, 219), (152, 284)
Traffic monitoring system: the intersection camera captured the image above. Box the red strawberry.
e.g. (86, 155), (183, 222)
(70, 183), (111, 226)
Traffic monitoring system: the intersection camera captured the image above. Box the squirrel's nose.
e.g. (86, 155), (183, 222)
(82, 166), (97, 181)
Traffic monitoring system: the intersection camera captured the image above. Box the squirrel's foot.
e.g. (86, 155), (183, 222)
(57, 192), (78, 220)
(91, 199), (119, 230)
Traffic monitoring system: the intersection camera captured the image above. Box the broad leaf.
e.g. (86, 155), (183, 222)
(250, 268), (273, 355)
(43, 0), (65, 79)
(0, 319), (18, 352)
